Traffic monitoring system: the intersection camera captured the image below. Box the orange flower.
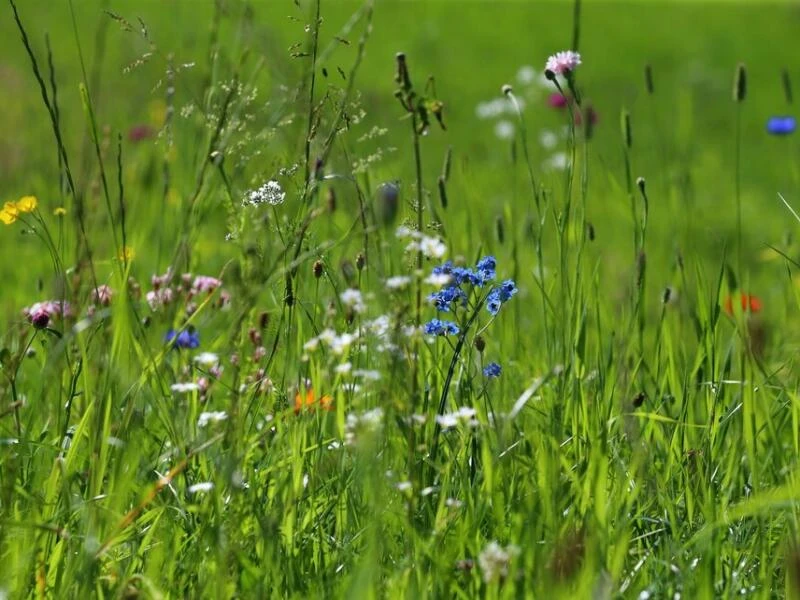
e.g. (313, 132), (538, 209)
(723, 293), (763, 316)
(294, 386), (333, 414)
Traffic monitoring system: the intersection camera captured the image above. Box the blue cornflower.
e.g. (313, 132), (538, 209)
(428, 286), (466, 312)
(476, 256), (497, 282)
(485, 279), (518, 316)
(166, 327), (200, 349)
(451, 266), (482, 286)
(486, 290), (503, 316)
(432, 261), (455, 276)
(767, 116), (796, 135)
(424, 318), (460, 336)
(483, 362), (502, 378)
(497, 279), (518, 301)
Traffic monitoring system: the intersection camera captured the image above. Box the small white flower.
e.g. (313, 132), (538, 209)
(188, 482), (214, 494)
(539, 130), (559, 149)
(197, 411), (228, 427)
(365, 315), (391, 337)
(516, 65), (537, 85)
(494, 120), (515, 140)
(329, 332), (358, 355)
(340, 289), (367, 314)
(445, 497), (463, 508)
(385, 275), (411, 290)
(436, 406), (479, 430)
(424, 273), (452, 287)
(194, 352), (220, 367)
(395, 481), (412, 492)
(407, 235), (447, 259)
(478, 541), (520, 583)
(303, 336), (321, 352)
(353, 369), (381, 381)
(345, 407), (384, 445)
(420, 486), (437, 497)
(435, 413), (459, 430)
(171, 382), (200, 393)
(475, 98), (506, 120)
(244, 180), (285, 206)
(335, 362), (353, 374)
(395, 226), (416, 239)
(543, 152), (570, 171)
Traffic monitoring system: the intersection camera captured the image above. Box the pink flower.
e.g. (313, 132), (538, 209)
(548, 93), (569, 109)
(151, 268), (173, 290)
(545, 51), (581, 76)
(92, 285), (113, 306)
(23, 300), (72, 329)
(146, 288), (174, 311)
(192, 276), (222, 294)
(128, 124), (154, 142)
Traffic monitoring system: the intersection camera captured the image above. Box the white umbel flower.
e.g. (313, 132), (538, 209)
(244, 180), (285, 206)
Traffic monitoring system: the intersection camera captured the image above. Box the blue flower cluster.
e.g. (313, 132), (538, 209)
(431, 256), (497, 289)
(483, 362), (502, 378)
(424, 318), (460, 336)
(486, 279), (518, 316)
(166, 327), (200, 349)
(425, 256), (518, 333)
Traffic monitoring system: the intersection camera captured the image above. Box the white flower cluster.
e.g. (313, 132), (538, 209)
(304, 328), (359, 356)
(435, 406), (479, 430)
(197, 411), (227, 428)
(340, 289), (367, 314)
(396, 226), (447, 259)
(345, 407), (384, 446)
(243, 180), (285, 206)
(478, 541), (520, 583)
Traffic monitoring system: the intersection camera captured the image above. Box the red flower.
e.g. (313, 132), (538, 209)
(723, 293), (763, 316)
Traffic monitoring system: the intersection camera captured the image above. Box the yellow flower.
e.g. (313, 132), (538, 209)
(15, 195), (37, 213)
(0, 202), (18, 225)
(54, 207), (67, 217)
(119, 246), (135, 262)
(0, 209), (16, 225)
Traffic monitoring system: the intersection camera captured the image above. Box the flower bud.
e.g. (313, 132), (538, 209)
(733, 63), (747, 102)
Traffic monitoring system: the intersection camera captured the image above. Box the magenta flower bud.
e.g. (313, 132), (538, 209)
(548, 93), (569, 109)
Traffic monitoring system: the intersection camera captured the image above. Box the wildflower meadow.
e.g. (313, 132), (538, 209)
(4, 0), (800, 597)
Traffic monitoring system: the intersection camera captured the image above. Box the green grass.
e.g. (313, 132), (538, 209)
(3, 0), (800, 597)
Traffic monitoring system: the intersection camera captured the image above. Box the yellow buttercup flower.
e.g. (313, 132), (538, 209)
(0, 202), (18, 225)
(0, 209), (16, 225)
(15, 196), (37, 213)
(54, 207), (67, 217)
